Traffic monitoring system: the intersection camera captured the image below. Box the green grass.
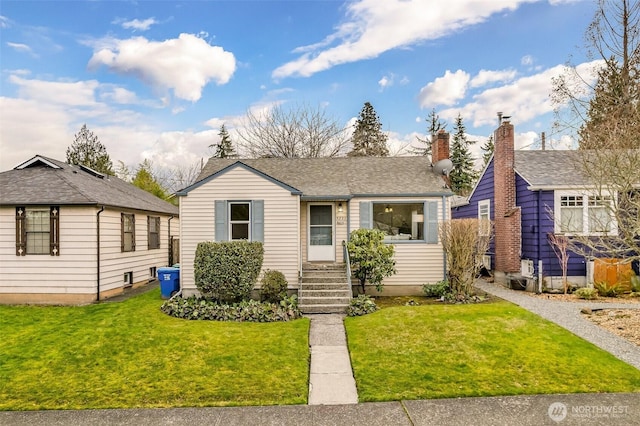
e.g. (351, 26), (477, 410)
(345, 301), (640, 401)
(0, 289), (310, 410)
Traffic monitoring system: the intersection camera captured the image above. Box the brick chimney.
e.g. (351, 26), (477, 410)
(493, 120), (521, 276)
(431, 130), (450, 164)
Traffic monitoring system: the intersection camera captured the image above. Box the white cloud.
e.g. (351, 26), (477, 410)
(470, 69), (517, 88)
(6, 42), (34, 55)
(100, 87), (138, 104)
(120, 18), (158, 31)
(418, 69), (470, 107)
(438, 60), (602, 128)
(378, 75), (391, 90)
(273, 0), (533, 79)
(521, 55), (534, 66)
(9, 75), (100, 106)
(87, 33), (236, 102)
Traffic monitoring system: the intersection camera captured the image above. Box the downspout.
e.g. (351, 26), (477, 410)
(96, 206), (104, 301)
(441, 195), (447, 281)
(168, 215), (174, 265)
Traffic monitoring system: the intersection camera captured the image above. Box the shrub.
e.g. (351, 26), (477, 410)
(575, 287), (598, 300)
(260, 269), (288, 303)
(423, 280), (450, 298)
(593, 281), (621, 297)
(347, 295), (379, 317)
(194, 241), (264, 303)
(347, 228), (396, 293)
(631, 274), (640, 292)
(160, 295), (301, 322)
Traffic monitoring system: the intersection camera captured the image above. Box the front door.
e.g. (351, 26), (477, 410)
(308, 204), (335, 261)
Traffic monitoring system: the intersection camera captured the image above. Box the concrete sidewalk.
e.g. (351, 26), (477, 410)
(1, 393), (638, 425)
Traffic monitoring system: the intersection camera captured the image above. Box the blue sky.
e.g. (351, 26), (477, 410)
(0, 0), (599, 172)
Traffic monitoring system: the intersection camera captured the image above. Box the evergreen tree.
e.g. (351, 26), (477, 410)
(211, 124), (237, 158)
(449, 114), (477, 196)
(413, 108), (446, 158)
(132, 159), (169, 200)
(348, 102), (389, 157)
(66, 124), (114, 175)
(481, 135), (494, 167)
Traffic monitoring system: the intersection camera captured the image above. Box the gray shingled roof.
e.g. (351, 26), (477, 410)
(514, 150), (589, 187)
(0, 156), (179, 215)
(188, 157), (452, 198)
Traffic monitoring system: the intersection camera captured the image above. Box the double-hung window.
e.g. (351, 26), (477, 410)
(478, 199), (491, 236)
(148, 216), (160, 249)
(229, 202), (251, 240)
(15, 206), (60, 256)
(122, 213), (135, 252)
(556, 192), (615, 235)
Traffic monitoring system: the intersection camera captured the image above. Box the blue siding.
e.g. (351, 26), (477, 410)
(452, 160), (496, 267)
(451, 161), (587, 280)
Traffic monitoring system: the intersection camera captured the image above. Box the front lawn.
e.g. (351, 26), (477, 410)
(0, 289), (309, 410)
(345, 301), (640, 401)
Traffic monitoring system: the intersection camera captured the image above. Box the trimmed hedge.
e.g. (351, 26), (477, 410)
(160, 296), (301, 322)
(194, 241), (264, 303)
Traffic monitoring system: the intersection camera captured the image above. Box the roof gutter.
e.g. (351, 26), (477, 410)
(96, 206), (104, 302)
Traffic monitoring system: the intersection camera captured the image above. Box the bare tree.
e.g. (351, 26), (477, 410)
(439, 219), (492, 302)
(236, 103), (350, 158)
(547, 233), (570, 294)
(154, 160), (204, 193)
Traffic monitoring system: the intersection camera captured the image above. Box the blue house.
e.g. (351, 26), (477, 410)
(452, 120), (620, 291)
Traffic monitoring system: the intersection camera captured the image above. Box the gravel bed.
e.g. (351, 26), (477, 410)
(475, 280), (640, 371)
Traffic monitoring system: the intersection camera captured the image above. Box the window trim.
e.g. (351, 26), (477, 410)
(554, 191), (617, 236)
(147, 216), (160, 250)
(121, 213), (136, 252)
(15, 206), (60, 256)
(228, 201), (251, 241)
(478, 199), (491, 237)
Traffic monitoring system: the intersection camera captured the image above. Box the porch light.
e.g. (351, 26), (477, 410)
(385, 205), (393, 213)
(338, 202), (343, 213)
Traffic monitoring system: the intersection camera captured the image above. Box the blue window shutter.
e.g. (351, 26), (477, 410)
(215, 200), (228, 241)
(426, 201), (439, 244)
(359, 202), (371, 229)
(252, 200), (264, 242)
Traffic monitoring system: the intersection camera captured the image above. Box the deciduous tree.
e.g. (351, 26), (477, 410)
(237, 103), (349, 158)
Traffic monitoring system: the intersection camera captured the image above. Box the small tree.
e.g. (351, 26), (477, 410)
(413, 108), (447, 159)
(547, 233), (570, 294)
(132, 159), (169, 200)
(348, 102), (389, 157)
(211, 124), (237, 158)
(66, 124), (114, 175)
(439, 219), (492, 302)
(481, 135), (494, 167)
(347, 228), (396, 293)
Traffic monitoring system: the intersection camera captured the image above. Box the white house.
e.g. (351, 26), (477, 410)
(0, 155), (179, 304)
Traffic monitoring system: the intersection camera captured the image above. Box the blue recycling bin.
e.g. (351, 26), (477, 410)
(158, 266), (180, 299)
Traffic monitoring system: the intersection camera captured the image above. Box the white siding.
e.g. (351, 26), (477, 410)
(348, 196), (450, 292)
(98, 209), (174, 294)
(0, 205), (177, 304)
(0, 206), (97, 295)
(180, 167), (300, 296)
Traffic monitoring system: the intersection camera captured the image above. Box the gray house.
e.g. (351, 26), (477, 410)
(0, 155), (179, 304)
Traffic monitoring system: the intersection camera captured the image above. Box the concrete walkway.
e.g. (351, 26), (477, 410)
(307, 314), (358, 405)
(475, 280), (640, 370)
